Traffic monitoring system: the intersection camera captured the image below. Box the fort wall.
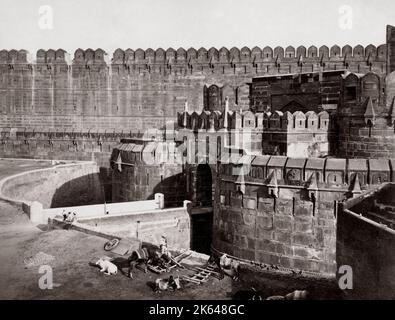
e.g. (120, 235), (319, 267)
(0, 161), (103, 209)
(0, 44), (388, 135)
(212, 155), (395, 275)
(78, 204), (190, 251)
(110, 140), (185, 206)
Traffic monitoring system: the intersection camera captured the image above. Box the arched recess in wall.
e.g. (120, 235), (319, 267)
(343, 73), (359, 104)
(204, 85), (220, 112)
(203, 85), (208, 110)
(361, 73), (380, 103)
(281, 100), (307, 113)
(194, 164), (212, 207)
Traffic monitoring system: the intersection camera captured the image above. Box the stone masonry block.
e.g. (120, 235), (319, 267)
(256, 215), (273, 230)
(242, 209), (256, 226)
(292, 246), (323, 260)
(293, 220), (313, 233)
(273, 215), (293, 231)
(257, 198), (275, 213)
(294, 201), (313, 217)
(256, 251), (281, 265)
(273, 231), (292, 244)
(292, 233), (314, 247)
(243, 197), (257, 209)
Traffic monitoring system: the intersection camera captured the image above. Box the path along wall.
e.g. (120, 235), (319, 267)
(32, 193), (164, 224)
(0, 161), (104, 213)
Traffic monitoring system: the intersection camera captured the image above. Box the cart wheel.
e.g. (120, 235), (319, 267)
(104, 238), (120, 251)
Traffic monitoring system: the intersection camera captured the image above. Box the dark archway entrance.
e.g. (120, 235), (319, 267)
(190, 164), (213, 254)
(194, 164), (212, 207)
(280, 100), (307, 113)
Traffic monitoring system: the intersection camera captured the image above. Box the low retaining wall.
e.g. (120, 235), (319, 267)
(337, 208), (395, 299)
(77, 201), (191, 251)
(337, 183), (395, 299)
(0, 161), (105, 221)
(39, 193), (164, 224)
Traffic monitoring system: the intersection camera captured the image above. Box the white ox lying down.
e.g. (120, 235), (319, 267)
(95, 258), (118, 275)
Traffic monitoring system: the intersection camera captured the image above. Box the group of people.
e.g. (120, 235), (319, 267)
(94, 236), (243, 294)
(100, 236), (181, 292)
(99, 236), (175, 283)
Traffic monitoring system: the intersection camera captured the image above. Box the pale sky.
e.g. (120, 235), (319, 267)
(0, 0), (394, 55)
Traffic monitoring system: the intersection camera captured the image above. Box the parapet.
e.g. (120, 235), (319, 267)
(178, 109), (331, 133)
(73, 48), (108, 64)
(2, 45), (382, 64)
(262, 110), (330, 132)
(36, 48), (72, 64)
(338, 70), (395, 130)
(0, 48), (111, 64)
(0, 49), (31, 63)
(219, 155), (395, 192)
(110, 140), (182, 168)
(0, 44), (388, 74)
(109, 45), (387, 65)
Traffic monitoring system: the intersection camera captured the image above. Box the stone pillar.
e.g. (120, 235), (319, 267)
(183, 200), (192, 214)
(387, 25), (395, 74)
(29, 201), (44, 224)
(155, 193), (165, 209)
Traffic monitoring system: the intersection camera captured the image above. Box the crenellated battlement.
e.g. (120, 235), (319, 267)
(0, 25), (394, 165)
(0, 44), (388, 66)
(261, 110), (330, 132)
(335, 70), (395, 159)
(219, 154), (395, 196)
(177, 108), (332, 133)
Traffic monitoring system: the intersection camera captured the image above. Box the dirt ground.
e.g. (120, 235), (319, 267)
(0, 199), (344, 300)
(0, 200), (233, 300)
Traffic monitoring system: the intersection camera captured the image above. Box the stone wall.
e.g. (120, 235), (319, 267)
(213, 184), (337, 275)
(0, 43), (389, 134)
(78, 205), (191, 250)
(211, 154), (395, 275)
(337, 185), (395, 299)
(110, 140), (185, 206)
(0, 26), (394, 162)
(0, 161), (103, 208)
(337, 124), (395, 158)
